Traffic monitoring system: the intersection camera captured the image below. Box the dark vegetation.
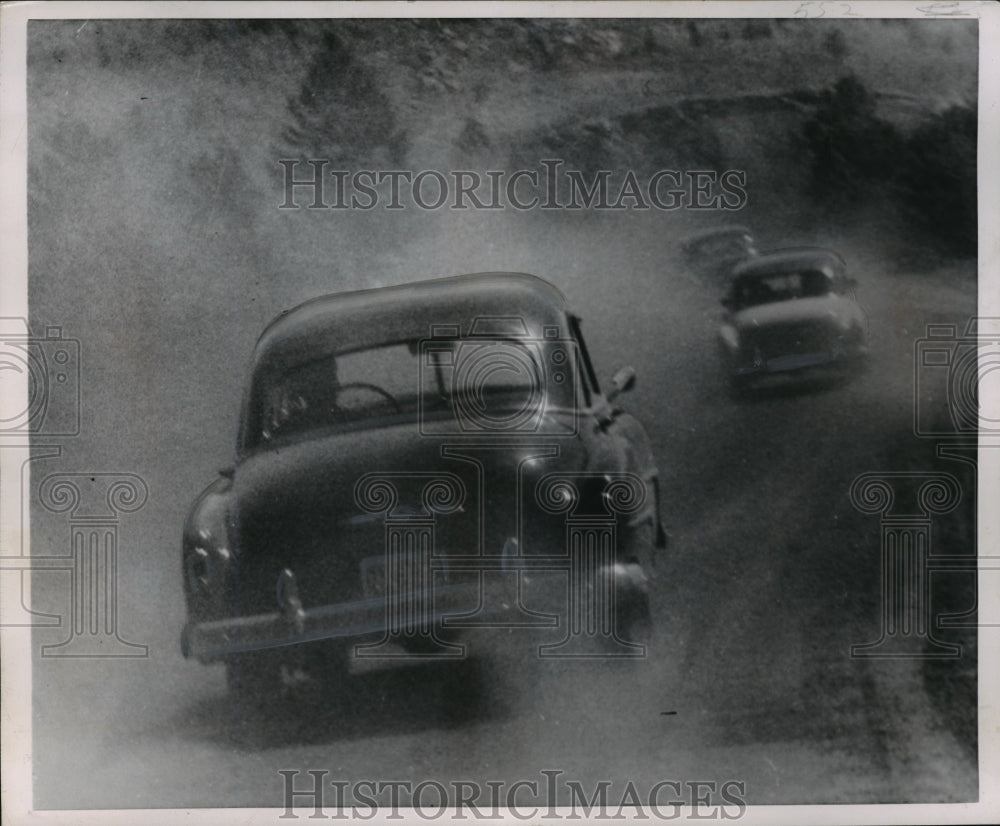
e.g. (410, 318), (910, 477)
(802, 75), (977, 255)
(29, 18), (977, 256)
(282, 31), (408, 167)
(270, 19), (977, 254)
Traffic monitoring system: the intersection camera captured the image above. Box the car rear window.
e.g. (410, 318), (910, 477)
(730, 269), (831, 308)
(246, 337), (574, 447)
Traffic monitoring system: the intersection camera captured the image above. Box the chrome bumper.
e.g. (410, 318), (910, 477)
(182, 580), (520, 663)
(734, 349), (859, 376)
(182, 555), (651, 663)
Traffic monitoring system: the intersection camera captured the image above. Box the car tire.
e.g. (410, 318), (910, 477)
(226, 651), (281, 707)
(717, 346), (750, 398)
(615, 578), (653, 649)
(728, 371), (754, 398)
(615, 518), (656, 648)
(298, 642), (357, 709)
(438, 656), (490, 724)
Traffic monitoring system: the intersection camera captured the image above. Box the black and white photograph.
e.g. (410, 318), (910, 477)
(1, 2), (998, 823)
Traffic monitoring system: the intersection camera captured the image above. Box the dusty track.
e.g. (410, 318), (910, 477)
(30, 211), (977, 808)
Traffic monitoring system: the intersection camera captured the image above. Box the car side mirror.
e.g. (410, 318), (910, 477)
(606, 366), (636, 402)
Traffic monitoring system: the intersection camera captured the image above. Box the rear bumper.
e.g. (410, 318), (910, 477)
(730, 344), (868, 378)
(181, 558), (652, 663)
(720, 320), (869, 379)
(736, 350), (838, 375)
(181, 581), (492, 663)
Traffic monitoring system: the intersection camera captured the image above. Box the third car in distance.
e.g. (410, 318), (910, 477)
(717, 247), (869, 392)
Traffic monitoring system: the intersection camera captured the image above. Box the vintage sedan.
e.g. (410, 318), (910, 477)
(717, 248), (868, 390)
(180, 273), (666, 703)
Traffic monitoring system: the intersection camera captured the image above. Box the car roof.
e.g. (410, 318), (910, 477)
(251, 272), (570, 375)
(731, 247), (845, 278)
(681, 225), (754, 248)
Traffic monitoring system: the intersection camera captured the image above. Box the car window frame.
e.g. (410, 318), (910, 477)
(568, 313), (599, 409)
(241, 323), (586, 453)
(243, 340), (428, 451)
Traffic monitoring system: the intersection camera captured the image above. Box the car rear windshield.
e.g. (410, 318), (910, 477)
(245, 337), (576, 447)
(729, 269), (831, 308)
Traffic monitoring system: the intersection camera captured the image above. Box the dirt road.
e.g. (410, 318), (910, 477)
(28, 210), (978, 809)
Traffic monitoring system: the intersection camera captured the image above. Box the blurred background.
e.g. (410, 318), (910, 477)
(23, 16), (979, 809)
